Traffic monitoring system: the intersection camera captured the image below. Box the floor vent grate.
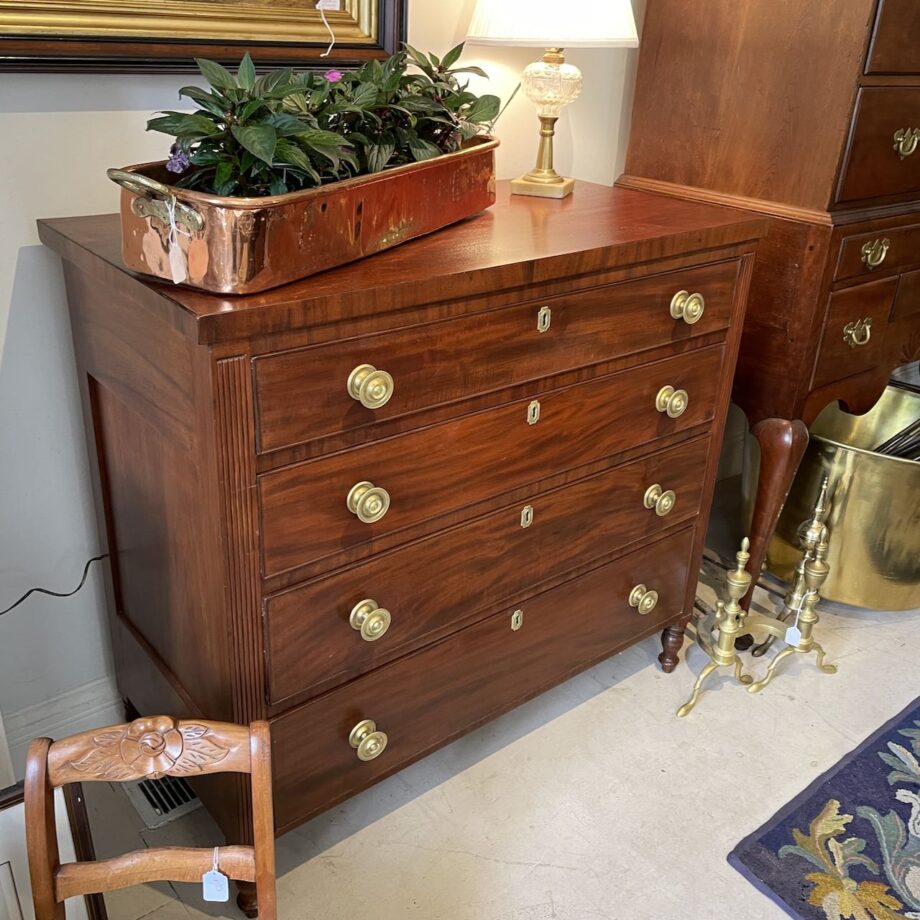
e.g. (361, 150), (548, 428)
(122, 775), (201, 829)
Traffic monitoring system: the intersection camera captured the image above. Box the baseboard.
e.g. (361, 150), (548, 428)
(4, 674), (123, 780)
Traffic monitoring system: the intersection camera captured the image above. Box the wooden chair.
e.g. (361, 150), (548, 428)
(24, 716), (276, 919)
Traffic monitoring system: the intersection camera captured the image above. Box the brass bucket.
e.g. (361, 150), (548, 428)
(743, 385), (920, 610)
(107, 136), (499, 295)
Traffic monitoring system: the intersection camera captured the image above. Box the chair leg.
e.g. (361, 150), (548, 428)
(237, 880), (259, 918)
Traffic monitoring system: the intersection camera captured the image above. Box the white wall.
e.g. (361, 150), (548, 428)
(0, 2), (643, 778)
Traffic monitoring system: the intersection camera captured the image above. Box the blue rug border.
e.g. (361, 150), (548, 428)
(727, 693), (920, 919)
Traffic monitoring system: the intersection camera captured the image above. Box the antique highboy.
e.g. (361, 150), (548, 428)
(42, 183), (764, 909)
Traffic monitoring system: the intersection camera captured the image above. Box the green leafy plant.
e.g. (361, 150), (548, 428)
(147, 45), (501, 198)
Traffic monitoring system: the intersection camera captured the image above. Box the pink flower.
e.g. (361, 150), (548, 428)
(325, 69), (343, 83)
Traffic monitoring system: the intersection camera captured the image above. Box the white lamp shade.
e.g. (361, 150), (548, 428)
(466, 0), (638, 49)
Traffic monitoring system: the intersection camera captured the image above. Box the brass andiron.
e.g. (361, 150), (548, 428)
(678, 480), (838, 716)
(677, 539), (754, 717)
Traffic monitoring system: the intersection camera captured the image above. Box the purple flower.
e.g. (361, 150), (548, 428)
(324, 69), (343, 83)
(166, 143), (190, 174)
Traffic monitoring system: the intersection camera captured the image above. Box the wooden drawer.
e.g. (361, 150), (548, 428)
(866, 0), (920, 75)
(270, 527), (694, 830)
(812, 277), (896, 389)
(253, 260), (740, 453)
(836, 222), (920, 283)
(259, 345), (723, 577)
(837, 88), (920, 206)
(265, 436), (710, 705)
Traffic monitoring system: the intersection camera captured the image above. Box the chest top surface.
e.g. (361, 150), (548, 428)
(39, 181), (764, 345)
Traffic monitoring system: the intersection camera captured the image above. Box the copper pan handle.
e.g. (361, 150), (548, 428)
(107, 168), (204, 233)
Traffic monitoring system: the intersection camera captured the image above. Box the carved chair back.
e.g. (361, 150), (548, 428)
(24, 717), (275, 920)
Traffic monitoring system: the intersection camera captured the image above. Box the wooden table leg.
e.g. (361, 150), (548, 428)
(658, 623), (686, 673)
(734, 417), (808, 648)
(237, 880), (259, 918)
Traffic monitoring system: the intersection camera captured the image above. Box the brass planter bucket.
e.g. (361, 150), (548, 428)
(744, 386), (920, 610)
(107, 136), (499, 295)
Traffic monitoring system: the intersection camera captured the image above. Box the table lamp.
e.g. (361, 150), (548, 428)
(466, 0), (638, 199)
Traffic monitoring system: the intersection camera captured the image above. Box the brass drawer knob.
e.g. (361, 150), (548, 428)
(670, 290), (706, 325)
(629, 584), (660, 615)
(843, 317), (873, 348)
(347, 364), (395, 409)
(860, 238), (890, 270)
(349, 719), (388, 762)
(644, 483), (676, 517)
(655, 385), (689, 419)
(894, 127), (920, 160)
(347, 481), (390, 523)
(350, 599), (392, 642)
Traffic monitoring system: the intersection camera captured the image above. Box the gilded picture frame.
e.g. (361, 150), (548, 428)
(0, 0), (407, 73)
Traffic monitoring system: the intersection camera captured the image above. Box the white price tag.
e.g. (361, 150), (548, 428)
(166, 195), (189, 285)
(202, 847), (229, 902)
(785, 624), (802, 646)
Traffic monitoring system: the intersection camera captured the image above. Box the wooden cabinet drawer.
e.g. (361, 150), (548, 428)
(866, 0), (920, 75)
(259, 345), (723, 577)
(894, 270), (920, 320)
(812, 277), (896, 389)
(265, 436), (710, 705)
(836, 222), (920, 282)
(253, 260), (739, 453)
(270, 527), (694, 830)
(837, 88), (920, 206)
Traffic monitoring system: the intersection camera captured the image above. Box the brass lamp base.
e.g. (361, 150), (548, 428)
(511, 173), (575, 199)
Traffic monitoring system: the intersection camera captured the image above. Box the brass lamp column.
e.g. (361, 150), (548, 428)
(466, 0), (639, 200)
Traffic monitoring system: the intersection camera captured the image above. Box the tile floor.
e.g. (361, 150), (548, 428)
(83, 582), (920, 920)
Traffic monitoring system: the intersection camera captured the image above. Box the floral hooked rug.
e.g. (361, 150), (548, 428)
(729, 695), (920, 919)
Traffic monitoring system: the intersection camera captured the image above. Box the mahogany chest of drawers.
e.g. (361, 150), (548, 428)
(41, 183), (763, 854)
(620, 0), (920, 602)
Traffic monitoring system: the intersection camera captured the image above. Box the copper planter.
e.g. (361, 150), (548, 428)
(108, 136), (499, 295)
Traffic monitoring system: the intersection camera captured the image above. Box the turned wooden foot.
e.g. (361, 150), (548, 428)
(659, 624), (686, 673)
(237, 881), (259, 919)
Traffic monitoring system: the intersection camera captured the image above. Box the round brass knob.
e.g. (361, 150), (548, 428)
(644, 484), (676, 517)
(349, 719), (388, 762)
(670, 290), (706, 325)
(347, 481), (390, 524)
(347, 364), (395, 410)
(860, 238), (890, 270)
(655, 385), (689, 419)
(350, 599), (392, 642)
(629, 584), (660, 615)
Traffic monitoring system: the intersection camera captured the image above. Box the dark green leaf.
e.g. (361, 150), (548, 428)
(465, 94), (501, 123)
(365, 140), (396, 173)
(450, 65), (489, 79)
(269, 177), (288, 195)
(177, 86), (228, 117)
(238, 98), (268, 122)
(147, 112), (221, 137)
(351, 82), (379, 108)
(266, 112), (311, 136)
(196, 58), (237, 91)
(231, 124), (278, 164)
(237, 53), (256, 91)
(441, 43), (464, 70)
(408, 135), (442, 161)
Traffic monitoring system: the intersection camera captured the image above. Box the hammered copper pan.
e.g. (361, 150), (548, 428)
(108, 136), (499, 295)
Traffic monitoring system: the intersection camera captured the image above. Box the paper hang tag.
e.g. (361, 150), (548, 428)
(202, 847), (229, 902)
(785, 624), (803, 646)
(165, 195), (189, 285)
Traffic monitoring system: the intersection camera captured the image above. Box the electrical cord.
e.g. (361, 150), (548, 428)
(0, 554), (109, 617)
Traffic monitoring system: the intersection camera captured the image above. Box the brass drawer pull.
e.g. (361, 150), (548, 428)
(347, 481), (390, 523)
(843, 317), (873, 348)
(629, 584), (660, 615)
(860, 238), (890, 270)
(894, 128), (920, 160)
(655, 385), (689, 419)
(644, 484), (676, 517)
(349, 719), (388, 762)
(350, 599), (392, 642)
(670, 290), (706, 325)
(347, 363), (395, 409)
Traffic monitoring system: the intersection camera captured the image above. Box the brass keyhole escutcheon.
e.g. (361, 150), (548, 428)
(655, 385), (689, 419)
(527, 400), (541, 425)
(894, 127), (920, 160)
(348, 364), (395, 409)
(629, 584), (660, 615)
(670, 290), (706, 325)
(350, 598), (392, 642)
(843, 317), (873, 348)
(537, 305), (552, 333)
(347, 481), (391, 524)
(860, 238), (890, 270)
(349, 719), (388, 762)
(644, 484), (676, 517)
(511, 609), (524, 631)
